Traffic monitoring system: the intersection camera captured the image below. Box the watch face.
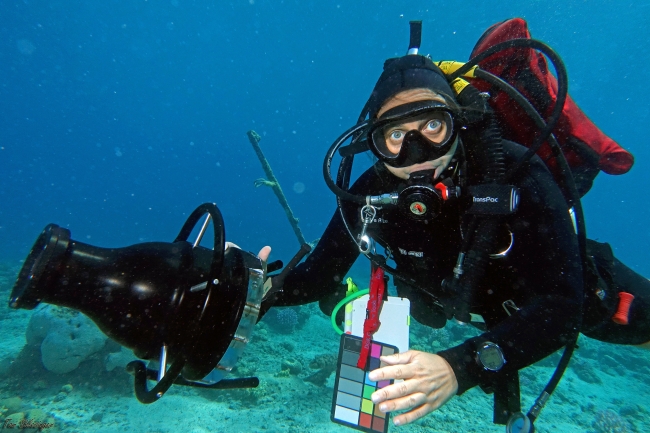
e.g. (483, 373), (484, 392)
(479, 343), (505, 371)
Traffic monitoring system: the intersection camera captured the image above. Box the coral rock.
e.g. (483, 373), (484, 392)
(0, 396), (22, 413)
(105, 346), (137, 372)
(592, 409), (634, 433)
(281, 358), (302, 375)
(26, 305), (107, 374)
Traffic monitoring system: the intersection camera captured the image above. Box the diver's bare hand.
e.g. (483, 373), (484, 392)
(257, 246), (271, 263)
(368, 350), (458, 426)
(258, 246), (272, 296)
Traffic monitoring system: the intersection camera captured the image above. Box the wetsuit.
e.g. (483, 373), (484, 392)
(270, 140), (649, 395)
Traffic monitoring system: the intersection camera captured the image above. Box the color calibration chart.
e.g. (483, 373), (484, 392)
(331, 334), (398, 433)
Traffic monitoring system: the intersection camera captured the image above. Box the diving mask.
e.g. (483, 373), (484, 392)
(367, 100), (458, 168)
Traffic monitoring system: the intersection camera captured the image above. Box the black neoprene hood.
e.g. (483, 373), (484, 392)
(366, 55), (455, 119)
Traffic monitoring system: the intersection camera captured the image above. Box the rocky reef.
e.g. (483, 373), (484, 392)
(26, 305), (108, 374)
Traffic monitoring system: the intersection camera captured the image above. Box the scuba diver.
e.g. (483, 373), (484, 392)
(260, 19), (650, 430)
(5, 17), (648, 432)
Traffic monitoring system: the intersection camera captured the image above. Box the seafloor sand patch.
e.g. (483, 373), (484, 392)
(1, 272), (648, 433)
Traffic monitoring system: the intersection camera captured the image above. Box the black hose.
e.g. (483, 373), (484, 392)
(449, 39), (569, 182)
(334, 153), (415, 287)
(463, 40), (586, 429)
(323, 122), (371, 204)
(126, 359), (186, 404)
(473, 70), (574, 200)
(139, 366), (260, 390)
(177, 376), (260, 390)
(472, 67), (587, 258)
(336, 155), (357, 242)
(173, 203), (226, 283)
(527, 338), (577, 425)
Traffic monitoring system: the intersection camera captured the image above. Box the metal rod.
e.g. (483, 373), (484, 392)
(158, 345), (168, 382)
(193, 214), (212, 248)
(190, 281), (208, 292)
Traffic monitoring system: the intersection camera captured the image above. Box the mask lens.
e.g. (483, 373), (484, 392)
(369, 103), (455, 161)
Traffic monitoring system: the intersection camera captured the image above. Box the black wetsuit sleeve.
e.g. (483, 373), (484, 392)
(270, 164), (389, 306)
(270, 208), (360, 306)
(438, 146), (584, 395)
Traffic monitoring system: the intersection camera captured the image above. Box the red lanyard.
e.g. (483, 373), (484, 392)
(357, 266), (385, 369)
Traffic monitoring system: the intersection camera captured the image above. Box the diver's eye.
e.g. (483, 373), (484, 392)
(423, 119), (443, 134)
(389, 130), (404, 142)
(420, 118), (447, 144)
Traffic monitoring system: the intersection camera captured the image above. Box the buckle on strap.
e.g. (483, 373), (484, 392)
(502, 300), (520, 316)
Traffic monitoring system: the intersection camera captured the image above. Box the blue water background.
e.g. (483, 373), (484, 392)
(1, 1), (648, 276)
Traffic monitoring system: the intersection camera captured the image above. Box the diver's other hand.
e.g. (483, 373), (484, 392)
(257, 246), (271, 263)
(368, 350), (458, 426)
(257, 246), (274, 299)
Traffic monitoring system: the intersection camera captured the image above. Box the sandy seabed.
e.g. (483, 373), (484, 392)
(1, 273), (648, 433)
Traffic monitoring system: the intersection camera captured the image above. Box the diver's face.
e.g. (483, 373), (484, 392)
(377, 89), (457, 180)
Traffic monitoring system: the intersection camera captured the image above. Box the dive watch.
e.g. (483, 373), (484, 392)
(476, 341), (506, 372)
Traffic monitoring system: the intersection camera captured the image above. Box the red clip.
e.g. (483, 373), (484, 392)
(435, 182), (449, 200)
(612, 292), (634, 325)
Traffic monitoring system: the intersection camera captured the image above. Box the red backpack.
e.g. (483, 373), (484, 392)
(470, 18), (633, 195)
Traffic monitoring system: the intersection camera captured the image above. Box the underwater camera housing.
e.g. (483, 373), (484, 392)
(9, 203), (265, 403)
